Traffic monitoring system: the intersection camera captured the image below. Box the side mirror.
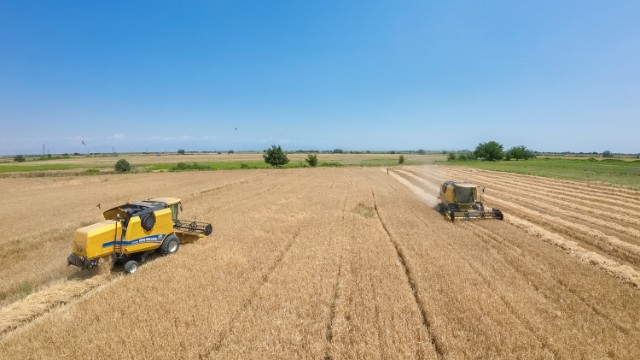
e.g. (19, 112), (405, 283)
(482, 187), (485, 193)
(179, 204), (183, 211)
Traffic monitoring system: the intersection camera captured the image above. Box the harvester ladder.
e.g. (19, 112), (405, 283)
(113, 221), (122, 254)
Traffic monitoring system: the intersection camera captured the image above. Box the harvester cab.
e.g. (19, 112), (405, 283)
(68, 197), (213, 273)
(436, 181), (503, 222)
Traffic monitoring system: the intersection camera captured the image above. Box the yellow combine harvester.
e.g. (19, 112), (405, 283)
(436, 181), (504, 222)
(67, 197), (213, 273)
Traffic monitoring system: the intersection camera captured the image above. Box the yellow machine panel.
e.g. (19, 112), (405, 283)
(120, 208), (173, 254)
(73, 220), (122, 259)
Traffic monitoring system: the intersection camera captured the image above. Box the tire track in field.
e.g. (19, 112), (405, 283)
(412, 167), (640, 226)
(323, 261), (342, 360)
(371, 189), (444, 359)
(324, 180), (351, 360)
(464, 259), (561, 358)
(202, 227), (303, 358)
(399, 169), (640, 267)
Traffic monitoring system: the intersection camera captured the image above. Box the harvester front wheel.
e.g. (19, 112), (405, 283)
(449, 211), (456, 222)
(124, 260), (139, 274)
(160, 234), (180, 255)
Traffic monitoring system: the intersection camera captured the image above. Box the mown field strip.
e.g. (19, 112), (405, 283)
(450, 167), (640, 206)
(483, 186), (640, 244)
(394, 168), (640, 286)
(0, 274), (114, 338)
(417, 167), (640, 225)
(501, 211), (640, 287)
(442, 167), (640, 221)
(463, 222), (637, 334)
(384, 167), (640, 357)
(409, 166), (640, 260)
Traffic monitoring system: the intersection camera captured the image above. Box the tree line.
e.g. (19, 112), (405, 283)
(448, 141), (535, 161)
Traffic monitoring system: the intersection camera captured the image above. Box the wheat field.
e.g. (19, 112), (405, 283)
(0, 166), (638, 359)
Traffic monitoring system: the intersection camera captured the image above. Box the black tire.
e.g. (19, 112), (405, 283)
(204, 223), (213, 236)
(449, 210), (455, 222)
(124, 260), (139, 274)
(160, 234), (180, 255)
(436, 203), (444, 213)
(141, 212), (156, 231)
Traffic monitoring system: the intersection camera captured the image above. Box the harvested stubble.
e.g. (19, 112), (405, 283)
(0, 166), (638, 359)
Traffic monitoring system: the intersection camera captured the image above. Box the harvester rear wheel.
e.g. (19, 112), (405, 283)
(160, 234), (180, 255)
(124, 260), (139, 274)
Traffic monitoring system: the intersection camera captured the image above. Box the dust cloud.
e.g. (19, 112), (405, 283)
(384, 169), (440, 208)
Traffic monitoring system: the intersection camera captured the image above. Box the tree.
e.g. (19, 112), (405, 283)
(305, 153), (318, 167)
(447, 152), (457, 161)
(505, 145), (534, 161)
(416, 149), (427, 155)
(115, 159), (131, 173)
(602, 150), (613, 158)
(177, 149), (185, 155)
(263, 145), (289, 168)
(398, 154), (405, 164)
(474, 141), (504, 161)
(13, 155), (25, 162)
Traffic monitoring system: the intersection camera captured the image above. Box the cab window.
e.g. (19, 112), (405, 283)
(169, 204), (179, 222)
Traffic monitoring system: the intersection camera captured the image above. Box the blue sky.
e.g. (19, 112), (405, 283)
(1, 1), (639, 155)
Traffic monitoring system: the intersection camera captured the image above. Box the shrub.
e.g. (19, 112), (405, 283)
(506, 146), (534, 161)
(115, 159), (131, 173)
(602, 150), (613, 158)
(398, 155), (405, 164)
(306, 154), (318, 167)
(447, 152), (457, 161)
(177, 149), (185, 155)
(474, 141), (504, 161)
(263, 145), (289, 168)
(458, 153), (468, 161)
(13, 155), (26, 162)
